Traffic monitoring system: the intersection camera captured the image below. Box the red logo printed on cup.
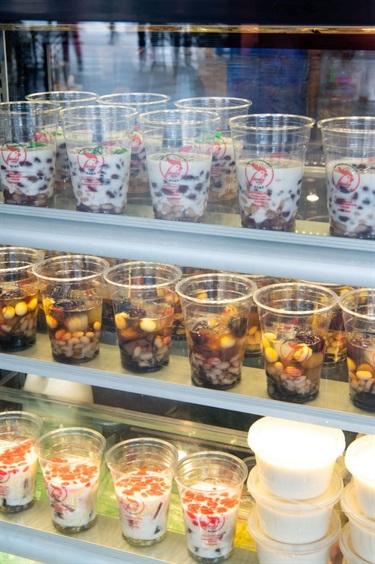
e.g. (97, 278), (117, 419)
(199, 514), (225, 533)
(212, 140), (227, 160)
(332, 164), (360, 193)
(131, 132), (143, 154)
(0, 468), (10, 484)
(245, 160), (274, 188)
(122, 495), (145, 516)
(1, 143), (26, 166)
(159, 154), (189, 182)
(77, 151), (105, 175)
(47, 483), (68, 502)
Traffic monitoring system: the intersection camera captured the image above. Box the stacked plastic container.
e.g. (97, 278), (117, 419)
(246, 417), (345, 563)
(340, 434), (375, 564)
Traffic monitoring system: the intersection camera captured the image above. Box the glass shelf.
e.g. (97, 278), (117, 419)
(1, 333), (374, 434)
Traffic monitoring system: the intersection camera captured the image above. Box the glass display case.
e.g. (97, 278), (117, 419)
(0, 1), (374, 562)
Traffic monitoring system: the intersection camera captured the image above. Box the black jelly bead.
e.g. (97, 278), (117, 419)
(228, 316), (247, 338)
(295, 330), (325, 352)
(128, 306), (147, 318)
(1, 288), (27, 299)
(53, 298), (84, 311)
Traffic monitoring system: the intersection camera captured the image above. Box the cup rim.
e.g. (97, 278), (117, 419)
(317, 115), (375, 133)
(60, 104), (138, 121)
(229, 113), (315, 131)
(253, 282), (338, 315)
(0, 101), (61, 116)
(105, 436), (179, 467)
(32, 254), (109, 282)
(25, 90), (98, 103)
(0, 410), (43, 437)
(0, 247), (44, 273)
(175, 272), (256, 305)
(139, 108), (221, 126)
(174, 450), (248, 487)
(104, 261), (182, 290)
(174, 96), (253, 111)
(338, 288), (375, 320)
(35, 426), (106, 459)
(99, 92), (170, 107)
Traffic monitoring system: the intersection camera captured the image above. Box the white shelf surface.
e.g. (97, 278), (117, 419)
(1, 204), (374, 287)
(1, 334), (374, 435)
(0, 501), (254, 564)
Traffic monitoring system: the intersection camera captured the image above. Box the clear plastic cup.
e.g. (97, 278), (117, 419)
(33, 254), (109, 364)
(253, 282), (338, 403)
(105, 437), (179, 546)
(139, 109), (220, 221)
(344, 434), (375, 519)
(25, 91), (98, 199)
(175, 450), (248, 562)
(0, 246), (44, 352)
(339, 288), (375, 412)
(174, 97), (252, 205)
(229, 114), (315, 231)
(247, 466), (343, 544)
(0, 101), (60, 206)
(318, 116), (375, 240)
(176, 273), (256, 389)
(247, 417), (346, 500)
(99, 93), (170, 200)
(104, 261), (182, 372)
(340, 481), (375, 563)
(60, 104), (137, 214)
(36, 426), (105, 533)
(0, 411), (43, 513)
(340, 522), (372, 564)
(247, 506), (341, 564)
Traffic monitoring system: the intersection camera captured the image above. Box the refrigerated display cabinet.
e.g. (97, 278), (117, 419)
(0, 1), (374, 562)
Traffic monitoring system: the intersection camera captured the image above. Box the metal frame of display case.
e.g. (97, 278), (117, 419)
(0, 3), (374, 562)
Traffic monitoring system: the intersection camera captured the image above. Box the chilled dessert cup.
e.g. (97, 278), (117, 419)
(339, 288), (375, 413)
(36, 426), (105, 534)
(247, 466), (343, 544)
(25, 91), (98, 199)
(104, 261), (182, 373)
(139, 109), (220, 221)
(105, 437), (179, 546)
(0, 101), (60, 206)
(339, 522), (372, 564)
(0, 410), (43, 513)
(340, 481), (375, 563)
(174, 97), (252, 205)
(229, 113), (314, 231)
(175, 450), (248, 563)
(99, 93), (170, 200)
(0, 246), (44, 352)
(253, 282), (338, 403)
(344, 434), (375, 519)
(60, 104), (137, 214)
(318, 116), (375, 240)
(247, 417), (346, 500)
(247, 506), (341, 564)
(33, 254), (109, 364)
(176, 273), (256, 389)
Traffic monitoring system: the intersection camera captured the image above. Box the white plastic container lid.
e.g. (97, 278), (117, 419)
(345, 434), (375, 488)
(247, 466), (343, 510)
(247, 506), (341, 563)
(247, 417), (346, 471)
(340, 522), (373, 564)
(341, 482), (375, 530)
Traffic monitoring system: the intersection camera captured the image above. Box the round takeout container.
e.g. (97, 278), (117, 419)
(340, 522), (373, 564)
(247, 466), (343, 544)
(344, 434), (375, 519)
(247, 506), (341, 564)
(247, 417), (346, 500)
(340, 481), (375, 564)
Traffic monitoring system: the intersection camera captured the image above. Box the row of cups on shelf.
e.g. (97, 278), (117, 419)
(0, 246), (375, 411)
(0, 92), (374, 239)
(1, 412), (374, 563)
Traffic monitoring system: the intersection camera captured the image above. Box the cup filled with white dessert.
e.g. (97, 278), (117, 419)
(139, 109), (220, 221)
(105, 437), (179, 546)
(318, 116), (375, 240)
(36, 426), (106, 533)
(60, 104), (137, 214)
(33, 254), (109, 364)
(175, 450), (248, 562)
(99, 92), (170, 201)
(0, 410), (43, 513)
(229, 113), (315, 232)
(0, 246), (44, 352)
(0, 101), (60, 206)
(105, 261), (182, 372)
(25, 91), (98, 202)
(174, 97), (252, 208)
